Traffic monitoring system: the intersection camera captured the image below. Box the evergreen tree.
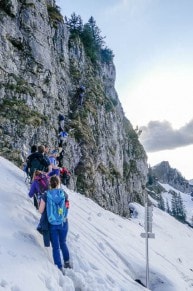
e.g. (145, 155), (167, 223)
(191, 215), (193, 227)
(101, 47), (114, 64)
(81, 23), (98, 63)
(147, 165), (154, 186)
(67, 14), (114, 64)
(158, 194), (165, 211)
(87, 16), (105, 49)
(176, 193), (186, 222)
(171, 192), (186, 222)
(171, 192), (177, 217)
(67, 12), (83, 35)
(166, 199), (171, 214)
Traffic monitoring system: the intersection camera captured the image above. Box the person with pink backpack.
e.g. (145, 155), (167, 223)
(28, 170), (49, 209)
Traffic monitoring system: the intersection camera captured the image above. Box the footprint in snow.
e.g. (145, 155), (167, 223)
(11, 285), (21, 291)
(0, 279), (8, 287)
(13, 231), (39, 246)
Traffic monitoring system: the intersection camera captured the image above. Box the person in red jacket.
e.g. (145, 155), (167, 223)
(60, 167), (71, 186)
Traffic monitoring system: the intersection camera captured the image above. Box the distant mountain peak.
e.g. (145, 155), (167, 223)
(149, 161), (193, 193)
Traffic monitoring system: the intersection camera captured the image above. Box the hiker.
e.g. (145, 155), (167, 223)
(60, 167), (71, 187)
(27, 145), (51, 181)
(57, 147), (64, 167)
(28, 170), (49, 210)
(58, 131), (68, 147)
(44, 144), (50, 156)
(77, 85), (85, 106)
(39, 175), (71, 273)
(48, 149), (60, 177)
(24, 145), (37, 178)
(44, 144), (51, 171)
(58, 114), (65, 131)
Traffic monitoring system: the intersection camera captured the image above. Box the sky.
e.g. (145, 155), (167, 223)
(55, 0), (193, 179)
(1, 157), (193, 290)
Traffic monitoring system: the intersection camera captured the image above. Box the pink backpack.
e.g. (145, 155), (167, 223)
(36, 174), (49, 193)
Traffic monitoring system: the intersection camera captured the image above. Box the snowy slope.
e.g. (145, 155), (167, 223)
(0, 157), (193, 291)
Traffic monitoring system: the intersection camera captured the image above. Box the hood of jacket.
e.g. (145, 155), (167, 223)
(47, 189), (64, 204)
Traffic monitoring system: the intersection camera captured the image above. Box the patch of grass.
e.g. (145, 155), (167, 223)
(109, 161), (121, 178)
(69, 60), (81, 81)
(0, 98), (47, 126)
(47, 5), (63, 27)
(123, 159), (140, 179)
(3, 74), (35, 96)
(0, 148), (22, 167)
(104, 98), (115, 113)
(97, 163), (109, 175)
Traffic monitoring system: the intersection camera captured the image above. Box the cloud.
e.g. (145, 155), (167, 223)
(139, 119), (193, 152)
(102, 0), (147, 18)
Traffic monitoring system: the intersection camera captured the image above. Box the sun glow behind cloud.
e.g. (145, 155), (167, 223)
(118, 64), (193, 179)
(120, 66), (193, 129)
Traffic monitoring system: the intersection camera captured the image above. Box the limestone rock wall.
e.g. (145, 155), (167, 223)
(0, 0), (148, 216)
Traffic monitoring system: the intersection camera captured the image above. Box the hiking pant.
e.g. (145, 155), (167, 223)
(59, 120), (65, 130)
(50, 221), (70, 269)
(78, 94), (83, 106)
(61, 175), (70, 186)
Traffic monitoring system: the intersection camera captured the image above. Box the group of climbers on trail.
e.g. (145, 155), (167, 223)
(24, 144), (51, 182)
(24, 144), (72, 274)
(58, 114), (68, 148)
(22, 84), (86, 272)
(24, 141), (71, 187)
(56, 114), (71, 187)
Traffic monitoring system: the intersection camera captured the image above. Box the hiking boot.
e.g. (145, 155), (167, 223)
(64, 261), (72, 269)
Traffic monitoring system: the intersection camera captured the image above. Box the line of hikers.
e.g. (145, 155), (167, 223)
(22, 91), (86, 274)
(23, 144), (72, 274)
(24, 144), (71, 190)
(58, 85), (85, 150)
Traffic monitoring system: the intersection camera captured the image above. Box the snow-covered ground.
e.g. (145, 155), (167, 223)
(0, 157), (193, 291)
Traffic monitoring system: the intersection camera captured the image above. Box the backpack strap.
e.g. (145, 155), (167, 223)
(60, 189), (69, 218)
(38, 176), (47, 193)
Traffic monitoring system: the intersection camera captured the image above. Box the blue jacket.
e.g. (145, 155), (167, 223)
(37, 201), (50, 247)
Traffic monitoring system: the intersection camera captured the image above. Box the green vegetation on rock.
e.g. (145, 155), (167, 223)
(0, 98), (47, 126)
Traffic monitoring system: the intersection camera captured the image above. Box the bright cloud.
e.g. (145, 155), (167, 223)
(121, 66), (193, 129)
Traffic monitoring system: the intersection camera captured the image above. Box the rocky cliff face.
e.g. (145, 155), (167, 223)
(150, 161), (193, 193)
(0, 0), (148, 216)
